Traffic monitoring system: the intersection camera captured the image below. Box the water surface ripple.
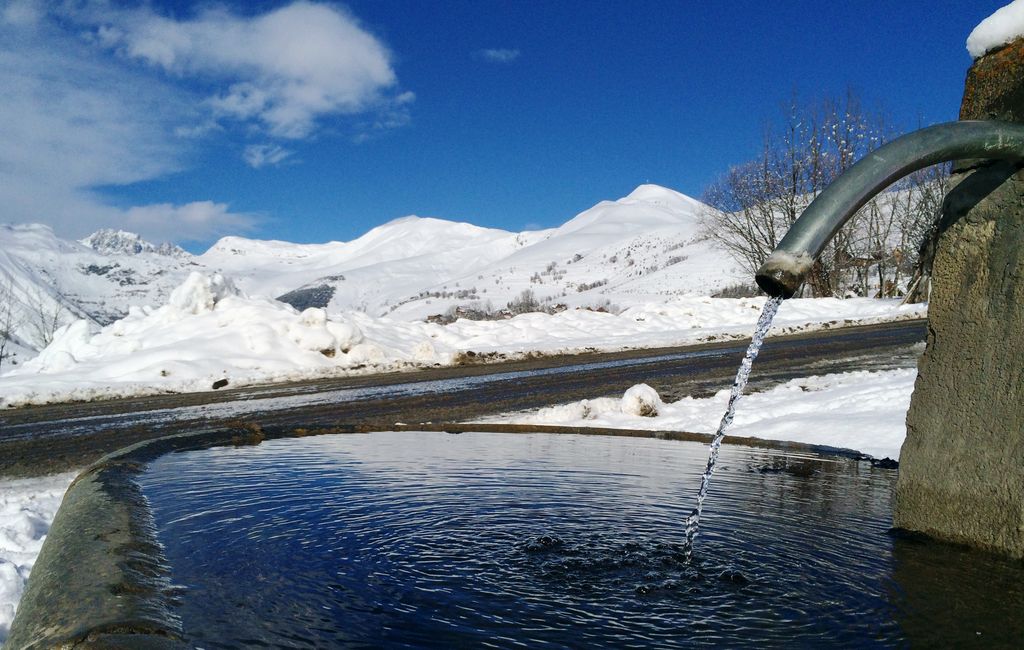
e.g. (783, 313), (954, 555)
(138, 431), (1024, 648)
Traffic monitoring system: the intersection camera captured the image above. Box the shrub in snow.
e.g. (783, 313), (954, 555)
(507, 288), (541, 314)
(621, 383), (663, 417)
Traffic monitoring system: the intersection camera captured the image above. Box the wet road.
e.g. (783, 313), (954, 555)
(0, 320), (925, 476)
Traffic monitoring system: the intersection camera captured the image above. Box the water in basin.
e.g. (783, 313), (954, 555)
(137, 431), (1024, 647)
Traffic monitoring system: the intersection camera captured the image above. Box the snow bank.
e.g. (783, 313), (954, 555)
(0, 273), (390, 406)
(0, 272), (926, 408)
(967, 0), (1024, 58)
(0, 473), (75, 645)
(480, 369), (917, 460)
(405, 295), (924, 355)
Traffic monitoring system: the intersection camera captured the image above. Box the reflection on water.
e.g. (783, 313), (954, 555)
(137, 431), (1024, 648)
(888, 531), (1024, 646)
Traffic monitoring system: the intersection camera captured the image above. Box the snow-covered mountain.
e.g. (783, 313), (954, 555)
(382, 184), (740, 320)
(0, 224), (200, 354)
(0, 185), (747, 354)
(81, 229), (188, 258)
(200, 216), (532, 314)
(202, 184), (746, 320)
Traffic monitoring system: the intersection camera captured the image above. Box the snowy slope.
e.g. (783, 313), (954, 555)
(189, 185), (747, 321)
(0, 224), (199, 351)
(467, 185), (734, 301)
(1, 186), (746, 345)
(200, 216), (529, 313)
(383, 186), (746, 321)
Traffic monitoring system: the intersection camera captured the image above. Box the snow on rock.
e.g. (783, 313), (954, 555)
(967, 0), (1024, 58)
(0, 472), (76, 644)
(481, 369), (917, 460)
(622, 383), (663, 417)
(80, 229), (186, 257)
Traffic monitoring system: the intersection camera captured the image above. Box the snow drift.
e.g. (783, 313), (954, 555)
(0, 270), (926, 407)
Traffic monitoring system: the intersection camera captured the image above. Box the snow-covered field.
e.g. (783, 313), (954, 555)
(477, 368), (918, 461)
(0, 270), (926, 407)
(0, 472), (76, 644)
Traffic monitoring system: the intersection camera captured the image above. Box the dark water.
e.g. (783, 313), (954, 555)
(138, 431), (1024, 648)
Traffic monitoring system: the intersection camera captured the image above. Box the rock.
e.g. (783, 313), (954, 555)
(621, 383), (663, 417)
(895, 37), (1024, 558)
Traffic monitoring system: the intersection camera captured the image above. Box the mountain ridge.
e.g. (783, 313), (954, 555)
(0, 185), (746, 355)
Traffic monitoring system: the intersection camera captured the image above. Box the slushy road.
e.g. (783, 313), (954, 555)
(0, 320), (925, 476)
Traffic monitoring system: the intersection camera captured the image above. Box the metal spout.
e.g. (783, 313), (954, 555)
(754, 121), (1024, 298)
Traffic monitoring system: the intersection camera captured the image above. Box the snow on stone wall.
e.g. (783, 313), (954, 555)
(967, 0), (1024, 58)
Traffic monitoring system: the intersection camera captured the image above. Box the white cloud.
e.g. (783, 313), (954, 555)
(125, 201), (257, 242)
(477, 48), (520, 63)
(243, 144), (294, 169)
(0, 2), (403, 243)
(0, 17), (254, 242)
(1, 0), (43, 27)
(353, 90), (416, 142)
(84, 1), (407, 139)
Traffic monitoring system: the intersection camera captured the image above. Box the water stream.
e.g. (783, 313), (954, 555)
(684, 295), (784, 556)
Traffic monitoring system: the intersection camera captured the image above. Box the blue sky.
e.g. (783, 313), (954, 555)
(0, 1), (1007, 250)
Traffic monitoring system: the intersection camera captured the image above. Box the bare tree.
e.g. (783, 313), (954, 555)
(507, 288), (541, 315)
(26, 285), (68, 349)
(701, 91), (948, 298)
(894, 164), (950, 303)
(0, 275), (23, 372)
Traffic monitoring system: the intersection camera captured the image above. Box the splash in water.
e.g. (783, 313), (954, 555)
(684, 295), (784, 558)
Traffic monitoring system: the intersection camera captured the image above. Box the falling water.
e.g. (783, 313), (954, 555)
(683, 295), (784, 557)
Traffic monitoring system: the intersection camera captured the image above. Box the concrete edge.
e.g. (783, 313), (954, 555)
(6, 421), (882, 648)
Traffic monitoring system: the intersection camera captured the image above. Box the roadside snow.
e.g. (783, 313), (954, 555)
(478, 368), (917, 461)
(0, 473), (75, 645)
(0, 272), (926, 408)
(967, 0), (1024, 58)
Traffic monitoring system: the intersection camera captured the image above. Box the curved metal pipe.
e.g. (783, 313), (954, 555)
(754, 121), (1024, 298)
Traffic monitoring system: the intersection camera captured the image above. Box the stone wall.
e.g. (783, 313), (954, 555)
(894, 37), (1024, 557)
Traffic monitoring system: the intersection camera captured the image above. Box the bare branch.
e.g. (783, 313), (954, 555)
(700, 92), (946, 298)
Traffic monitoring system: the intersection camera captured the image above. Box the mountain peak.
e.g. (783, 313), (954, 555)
(81, 229), (188, 257)
(623, 184), (698, 206)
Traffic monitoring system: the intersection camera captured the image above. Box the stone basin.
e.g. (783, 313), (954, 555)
(8, 427), (1023, 648)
